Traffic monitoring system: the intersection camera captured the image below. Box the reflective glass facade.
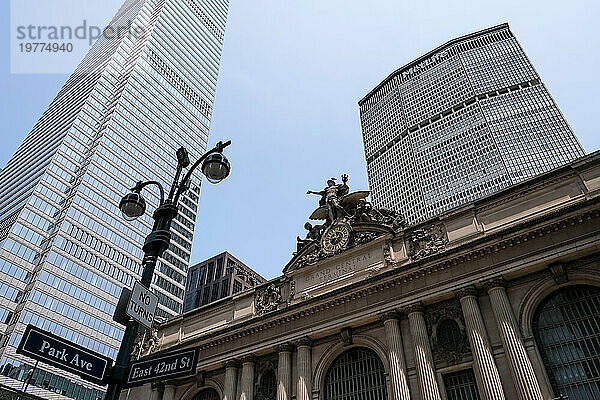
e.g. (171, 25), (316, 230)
(359, 23), (585, 224)
(0, 0), (229, 398)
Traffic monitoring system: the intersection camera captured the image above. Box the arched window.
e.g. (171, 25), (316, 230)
(191, 389), (219, 400)
(323, 347), (387, 400)
(534, 285), (600, 399)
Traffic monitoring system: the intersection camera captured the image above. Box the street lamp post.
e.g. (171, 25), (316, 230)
(104, 140), (231, 400)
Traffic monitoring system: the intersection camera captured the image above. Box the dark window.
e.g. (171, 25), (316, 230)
(233, 280), (242, 294)
(443, 369), (480, 400)
(202, 287), (210, 305)
(323, 347), (387, 400)
(211, 283), (220, 301)
(191, 389), (219, 400)
(221, 279), (230, 298)
(437, 319), (462, 352)
(258, 368), (277, 399)
(215, 257), (223, 278)
(534, 285), (600, 400)
(188, 269), (198, 289)
(206, 262), (214, 283)
(198, 266), (206, 287)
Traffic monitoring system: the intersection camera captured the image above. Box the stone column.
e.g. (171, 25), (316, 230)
(277, 344), (293, 400)
(223, 360), (240, 400)
(485, 278), (543, 400)
(381, 311), (411, 400)
(240, 355), (256, 400)
(150, 382), (164, 400)
(406, 303), (441, 400)
(296, 338), (312, 400)
(162, 384), (176, 400)
(456, 287), (506, 400)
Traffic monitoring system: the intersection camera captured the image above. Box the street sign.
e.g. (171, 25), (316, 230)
(17, 324), (113, 385)
(127, 281), (159, 329)
(125, 347), (200, 388)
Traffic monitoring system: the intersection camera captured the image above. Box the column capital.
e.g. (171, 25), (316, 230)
(151, 381), (165, 391)
(404, 302), (424, 315)
(224, 359), (241, 369)
(380, 310), (403, 323)
(455, 286), (478, 299)
(241, 354), (257, 364)
(277, 343), (294, 353)
(483, 277), (506, 292)
(296, 337), (312, 348)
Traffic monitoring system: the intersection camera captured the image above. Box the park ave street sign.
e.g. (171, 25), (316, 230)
(127, 281), (159, 329)
(125, 347), (200, 387)
(17, 324), (112, 384)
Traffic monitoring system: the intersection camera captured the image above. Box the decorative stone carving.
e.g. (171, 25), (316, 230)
(483, 277), (506, 291)
(340, 327), (353, 346)
(287, 281), (296, 305)
(255, 283), (284, 316)
(383, 240), (394, 267)
(286, 175), (403, 272)
(455, 286), (478, 299)
(425, 300), (470, 365)
(132, 327), (160, 358)
(549, 262), (568, 284)
(407, 224), (448, 260)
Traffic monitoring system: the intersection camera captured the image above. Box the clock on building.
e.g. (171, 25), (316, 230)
(320, 222), (352, 255)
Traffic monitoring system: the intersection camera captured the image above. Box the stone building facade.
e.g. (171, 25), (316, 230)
(127, 151), (600, 400)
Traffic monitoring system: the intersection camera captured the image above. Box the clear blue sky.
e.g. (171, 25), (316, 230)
(1, 0), (599, 279)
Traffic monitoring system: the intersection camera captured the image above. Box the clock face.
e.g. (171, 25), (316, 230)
(321, 223), (351, 255)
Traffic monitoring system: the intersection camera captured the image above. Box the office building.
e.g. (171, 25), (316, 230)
(183, 252), (266, 312)
(359, 23), (585, 224)
(0, 0), (230, 398)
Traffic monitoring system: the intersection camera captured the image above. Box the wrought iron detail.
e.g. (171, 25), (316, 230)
(323, 347), (387, 400)
(534, 285), (600, 400)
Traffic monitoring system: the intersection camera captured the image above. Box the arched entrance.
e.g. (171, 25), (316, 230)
(191, 388), (220, 400)
(534, 285), (600, 399)
(323, 347), (387, 400)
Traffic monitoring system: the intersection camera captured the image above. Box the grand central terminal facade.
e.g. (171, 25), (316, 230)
(127, 151), (600, 400)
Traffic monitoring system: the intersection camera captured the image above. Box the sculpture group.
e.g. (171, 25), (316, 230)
(296, 174), (405, 254)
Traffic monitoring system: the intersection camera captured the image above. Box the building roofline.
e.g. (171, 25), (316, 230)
(189, 251), (267, 281)
(358, 23), (510, 107)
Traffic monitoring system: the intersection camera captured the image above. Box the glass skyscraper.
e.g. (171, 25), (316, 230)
(0, 0), (229, 398)
(359, 23), (585, 225)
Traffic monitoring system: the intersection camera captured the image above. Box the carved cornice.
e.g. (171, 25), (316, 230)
(483, 277), (506, 292)
(404, 303), (425, 315)
(157, 206), (600, 356)
(455, 286), (478, 299)
(296, 338), (313, 347)
(224, 359), (241, 369)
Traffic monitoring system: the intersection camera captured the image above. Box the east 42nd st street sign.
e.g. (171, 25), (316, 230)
(125, 347), (199, 387)
(17, 324), (113, 385)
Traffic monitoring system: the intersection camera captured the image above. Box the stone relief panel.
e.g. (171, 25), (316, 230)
(407, 223), (449, 261)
